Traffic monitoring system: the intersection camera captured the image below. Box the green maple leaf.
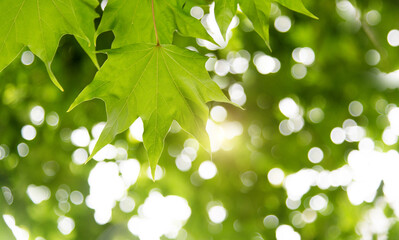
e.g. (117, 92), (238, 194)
(68, 44), (230, 177)
(97, 0), (214, 47)
(0, 0), (99, 91)
(214, 0), (237, 40)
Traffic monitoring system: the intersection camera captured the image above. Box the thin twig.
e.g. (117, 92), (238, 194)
(361, 20), (384, 55)
(152, 0), (160, 45)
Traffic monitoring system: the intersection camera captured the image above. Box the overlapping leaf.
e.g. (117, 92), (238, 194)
(97, 0), (214, 47)
(238, 0), (317, 48)
(0, 0), (99, 90)
(274, 0), (318, 19)
(239, 0), (271, 48)
(214, 0), (237, 39)
(69, 44), (230, 176)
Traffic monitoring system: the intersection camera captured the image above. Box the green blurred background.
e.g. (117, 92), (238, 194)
(1, 0), (399, 239)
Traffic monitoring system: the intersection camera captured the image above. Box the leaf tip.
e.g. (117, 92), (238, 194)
(221, 97), (244, 110)
(94, 61), (100, 70)
(306, 11), (319, 20)
(304, 10), (319, 20)
(52, 78), (64, 92)
(67, 102), (78, 113)
(147, 155), (158, 182)
(200, 135), (212, 154)
(84, 150), (97, 164)
(84, 157), (92, 165)
(151, 165), (157, 182)
(264, 40), (272, 52)
(235, 103), (245, 110)
(46, 63), (64, 91)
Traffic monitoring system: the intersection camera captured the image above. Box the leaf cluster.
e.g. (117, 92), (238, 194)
(0, 0), (315, 177)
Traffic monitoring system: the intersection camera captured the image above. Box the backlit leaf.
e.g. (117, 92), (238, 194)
(0, 0), (99, 90)
(214, 0), (237, 40)
(239, 0), (271, 49)
(68, 44), (230, 177)
(273, 0), (318, 19)
(97, 0), (214, 47)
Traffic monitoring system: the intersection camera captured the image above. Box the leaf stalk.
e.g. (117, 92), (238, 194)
(151, 0), (160, 45)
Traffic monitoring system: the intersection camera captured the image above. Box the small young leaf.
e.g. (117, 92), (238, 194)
(68, 44), (231, 178)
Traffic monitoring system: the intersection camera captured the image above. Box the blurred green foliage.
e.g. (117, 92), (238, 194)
(1, 0), (399, 239)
